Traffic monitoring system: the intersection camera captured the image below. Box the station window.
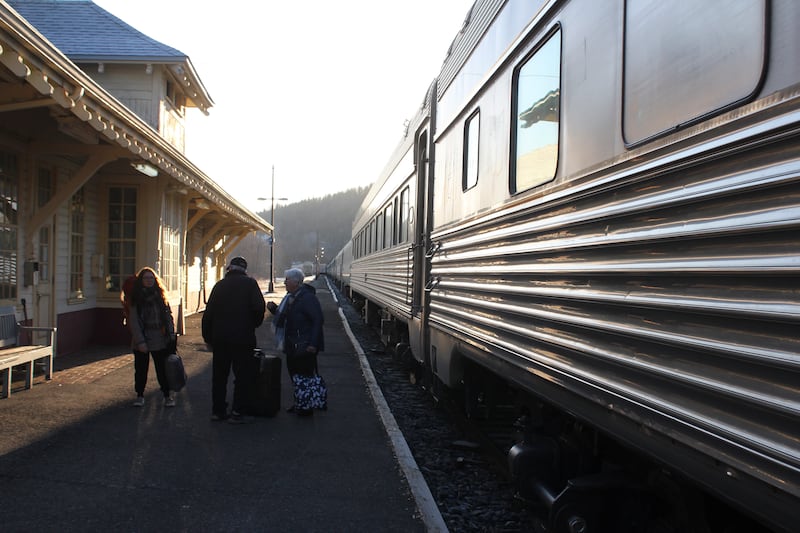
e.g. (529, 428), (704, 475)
(165, 79), (186, 115)
(107, 187), (137, 294)
(463, 110), (480, 191)
(36, 166), (54, 283)
(623, 0), (765, 144)
(162, 193), (181, 291)
(511, 29), (560, 194)
(0, 151), (19, 301)
(69, 187), (86, 300)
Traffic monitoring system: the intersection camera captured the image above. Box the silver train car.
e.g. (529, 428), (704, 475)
(331, 1), (799, 531)
(326, 239), (352, 292)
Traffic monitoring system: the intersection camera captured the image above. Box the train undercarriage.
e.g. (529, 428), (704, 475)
(351, 293), (777, 533)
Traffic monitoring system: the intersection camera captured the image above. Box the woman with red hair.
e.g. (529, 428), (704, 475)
(127, 267), (176, 407)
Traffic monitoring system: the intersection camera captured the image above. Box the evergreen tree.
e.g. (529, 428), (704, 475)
(232, 186), (369, 281)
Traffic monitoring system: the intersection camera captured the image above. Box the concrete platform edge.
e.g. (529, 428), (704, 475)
(326, 277), (449, 533)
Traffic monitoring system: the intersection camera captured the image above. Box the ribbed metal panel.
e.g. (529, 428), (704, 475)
(340, 1), (800, 526)
(437, 0), (508, 98)
(351, 247), (412, 320)
(427, 128), (800, 498)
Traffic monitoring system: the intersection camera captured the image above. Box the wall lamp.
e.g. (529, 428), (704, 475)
(131, 161), (159, 177)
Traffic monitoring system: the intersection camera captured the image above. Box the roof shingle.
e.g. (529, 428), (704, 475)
(7, 0), (187, 62)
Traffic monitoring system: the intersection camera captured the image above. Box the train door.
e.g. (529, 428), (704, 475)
(408, 125), (435, 369)
(411, 132), (428, 316)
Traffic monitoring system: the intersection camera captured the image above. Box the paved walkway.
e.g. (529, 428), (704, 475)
(0, 278), (441, 532)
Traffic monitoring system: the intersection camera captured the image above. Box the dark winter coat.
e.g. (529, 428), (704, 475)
(129, 289), (175, 352)
(202, 270), (266, 348)
(274, 283), (324, 354)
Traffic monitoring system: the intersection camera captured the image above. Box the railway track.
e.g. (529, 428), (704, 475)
(335, 285), (537, 532)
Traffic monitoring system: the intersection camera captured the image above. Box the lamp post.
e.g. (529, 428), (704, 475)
(258, 165), (288, 293)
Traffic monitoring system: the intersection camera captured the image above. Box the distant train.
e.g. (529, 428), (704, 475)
(327, 1), (799, 531)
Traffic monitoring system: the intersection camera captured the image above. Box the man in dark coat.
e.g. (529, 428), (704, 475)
(202, 256), (265, 423)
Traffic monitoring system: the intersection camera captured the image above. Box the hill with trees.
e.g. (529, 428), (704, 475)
(232, 186), (369, 280)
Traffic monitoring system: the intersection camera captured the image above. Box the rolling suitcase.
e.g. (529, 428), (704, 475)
(250, 349), (281, 417)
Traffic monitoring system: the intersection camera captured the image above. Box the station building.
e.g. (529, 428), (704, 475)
(0, 0), (269, 354)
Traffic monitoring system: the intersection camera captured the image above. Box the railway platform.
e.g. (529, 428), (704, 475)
(0, 277), (443, 532)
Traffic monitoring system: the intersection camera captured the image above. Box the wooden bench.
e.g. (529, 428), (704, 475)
(0, 305), (57, 398)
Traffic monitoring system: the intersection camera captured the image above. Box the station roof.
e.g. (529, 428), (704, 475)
(0, 0), (270, 239)
(6, 0), (213, 113)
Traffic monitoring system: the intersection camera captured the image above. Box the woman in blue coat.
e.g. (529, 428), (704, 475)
(267, 267), (325, 415)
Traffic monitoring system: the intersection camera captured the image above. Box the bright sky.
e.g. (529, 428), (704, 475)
(92, 0), (475, 211)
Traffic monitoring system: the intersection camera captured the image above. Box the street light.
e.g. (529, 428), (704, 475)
(258, 165), (288, 293)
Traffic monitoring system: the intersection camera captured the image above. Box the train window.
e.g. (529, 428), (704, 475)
(463, 110), (480, 191)
(511, 30), (560, 194)
(371, 219), (378, 253)
(623, 0), (765, 144)
(377, 213), (384, 251)
(383, 206), (389, 248)
(392, 197), (399, 246)
(398, 187), (409, 243)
